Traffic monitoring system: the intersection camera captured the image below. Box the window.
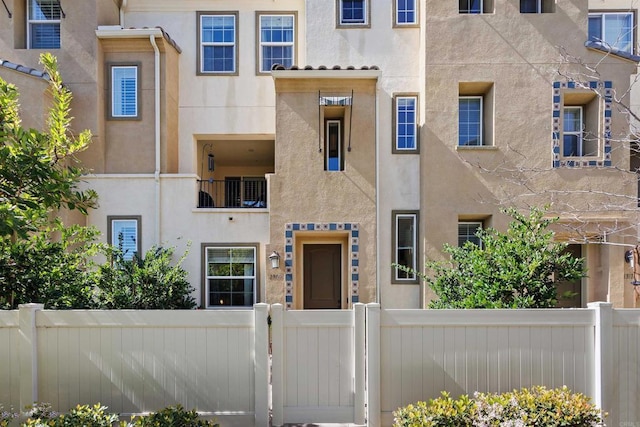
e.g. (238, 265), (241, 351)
(393, 211), (419, 284)
(520, 0), (555, 13)
(459, 97), (482, 146)
(27, 0), (61, 49)
(395, 0), (417, 26)
(589, 12), (634, 54)
(458, 82), (494, 147)
(325, 119), (344, 171)
(559, 90), (601, 159)
(197, 12), (238, 75)
(205, 246), (257, 307)
(257, 13), (296, 74)
(458, 221), (482, 247)
(337, 0), (369, 27)
(393, 94), (419, 153)
(110, 65), (139, 119)
(459, 0), (492, 14)
(108, 216), (141, 261)
(563, 106), (584, 157)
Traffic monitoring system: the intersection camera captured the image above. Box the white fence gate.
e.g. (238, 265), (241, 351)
(1, 302), (639, 427)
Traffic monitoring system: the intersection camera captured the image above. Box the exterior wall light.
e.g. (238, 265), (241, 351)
(269, 251), (280, 269)
(207, 153), (215, 171)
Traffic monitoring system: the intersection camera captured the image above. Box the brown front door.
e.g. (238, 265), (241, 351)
(303, 244), (342, 309)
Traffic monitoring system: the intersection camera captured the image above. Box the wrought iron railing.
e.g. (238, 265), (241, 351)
(197, 178), (267, 208)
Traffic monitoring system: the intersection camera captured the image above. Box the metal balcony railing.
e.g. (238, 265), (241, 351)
(197, 178), (267, 209)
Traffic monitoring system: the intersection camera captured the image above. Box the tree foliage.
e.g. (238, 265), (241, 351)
(0, 53), (97, 239)
(399, 207), (585, 308)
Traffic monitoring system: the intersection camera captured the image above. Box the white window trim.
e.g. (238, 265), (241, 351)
(395, 95), (418, 151)
(111, 65), (138, 118)
(589, 12), (634, 53)
(109, 217), (140, 261)
(200, 13), (237, 74)
(258, 13), (296, 73)
(205, 246), (257, 308)
(563, 106), (585, 157)
(340, 0), (368, 25)
(395, 0), (417, 25)
(460, 0), (484, 14)
(27, 0), (61, 49)
(459, 95), (483, 146)
(394, 212), (418, 282)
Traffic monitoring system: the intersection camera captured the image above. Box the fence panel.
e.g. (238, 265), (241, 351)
(0, 310), (19, 411)
(612, 309), (640, 427)
(376, 308), (595, 426)
(34, 310), (257, 425)
(271, 305), (364, 425)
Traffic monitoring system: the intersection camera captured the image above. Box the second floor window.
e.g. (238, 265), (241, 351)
(258, 14), (295, 73)
(395, 0), (417, 25)
(589, 12), (634, 54)
(199, 12), (238, 74)
(459, 96), (483, 146)
(111, 65), (138, 118)
(394, 95), (418, 152)
(28, 0), (61, 49)
(563, 106), (589, 157)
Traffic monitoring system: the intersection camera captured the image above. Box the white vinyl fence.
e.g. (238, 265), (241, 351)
(0, 302), (639, 427)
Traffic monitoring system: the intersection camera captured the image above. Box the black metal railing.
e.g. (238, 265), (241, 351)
(197, 178), (267, 209)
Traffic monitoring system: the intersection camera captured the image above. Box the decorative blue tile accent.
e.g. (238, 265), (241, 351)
(589, 161), (597, 166)
(282, 223), (360, 309)
(553, 81), (561, 88)
(553, 110), (560, 118)
(567, 81), (575, 88)
(352, 295), (359, 303)
(605, 81), (612, 88)
(590, 81), (598, 88)
(553, 96), (560, 103)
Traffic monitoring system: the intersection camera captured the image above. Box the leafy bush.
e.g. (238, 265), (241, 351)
(94, 245), (196, 309)
(125, 405), (219, 427)
(0, 225), (101, 310)
(23, 404), (117, 427)
(393, 386), (603, 427)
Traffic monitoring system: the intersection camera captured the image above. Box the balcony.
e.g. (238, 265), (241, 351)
(198, 178), (267, 208)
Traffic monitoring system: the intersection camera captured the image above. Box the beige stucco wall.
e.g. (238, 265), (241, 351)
(268, 76), (377, 307)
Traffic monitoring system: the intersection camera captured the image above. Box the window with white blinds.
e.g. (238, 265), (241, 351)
(28, 0), (61, 49)
(110, 218), (140, 261)
(111, 66), (138, 118)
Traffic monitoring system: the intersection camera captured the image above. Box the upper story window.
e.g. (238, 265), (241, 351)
(458, 221), (483, 247)
(393, 94), (419, 153)
(110, 65), (139, 119)
(337, 0), (369, 27)
(325, 119), (344, 171)
(258, 13), (296, 74)
(589, 12), (634, 54)
(393, 211), (419, 284)
(395, 0), (417, 26)
(459, 97), (483, 146)
(28, 0), (61, 49)
(108, 216), (141, 261)
(563, 106), (586, 157)
(520, 0), (555, 13)
(197, 12), (238, 75)
(459, 0), (493, 14)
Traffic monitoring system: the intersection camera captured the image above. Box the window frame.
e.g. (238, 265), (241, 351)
(588, 11), (635, 54)
(392, 210), (419, 284)
(196, 11), (239, 76)
(562, 106), (585, 157)
(458, 96), (483, 147)
(458, 221), (483, 248)
(108, 63), (140, 120)
(27, 0), (61, 49)
(393, 93), (419, 154)
(394, 0), (418, 27)
(325, 119), (344, 171)
(202, 244), (259, 309)
(336, 0), (371, 28)
(459, 0), (492, 14)
(256, 11), (297, 75)
(520, 0), (555, 13)
(107, 216), (141, 261)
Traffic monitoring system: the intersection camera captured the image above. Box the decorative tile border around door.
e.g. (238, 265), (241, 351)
(284, 222), (360, 309)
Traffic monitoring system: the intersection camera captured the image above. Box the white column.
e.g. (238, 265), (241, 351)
(271, 303), (284, 426)
(354, 303), (366, 425)
(254, 303), (270, 426)
(588, 301), (613, 420)
(19, 303), (43, 409)
(366, 303), (381, 427)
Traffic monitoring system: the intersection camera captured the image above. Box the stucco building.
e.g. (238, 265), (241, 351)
(1, 0), (639, 309)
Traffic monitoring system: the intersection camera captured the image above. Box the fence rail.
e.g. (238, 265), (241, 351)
(197, 178), (267, 209)
(0, 303), (638, 427)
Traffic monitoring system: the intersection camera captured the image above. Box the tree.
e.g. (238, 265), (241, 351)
(398, 207), (585, 309)
(0, 53), (97, 239)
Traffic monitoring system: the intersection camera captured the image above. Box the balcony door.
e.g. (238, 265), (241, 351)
(303, 244), (342, 309)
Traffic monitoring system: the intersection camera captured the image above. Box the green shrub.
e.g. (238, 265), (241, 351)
(125, 405), (219, 427)
(22, 404), (118, 427)
(94, 245), (196, 309)
(393, 386), (603, 427)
